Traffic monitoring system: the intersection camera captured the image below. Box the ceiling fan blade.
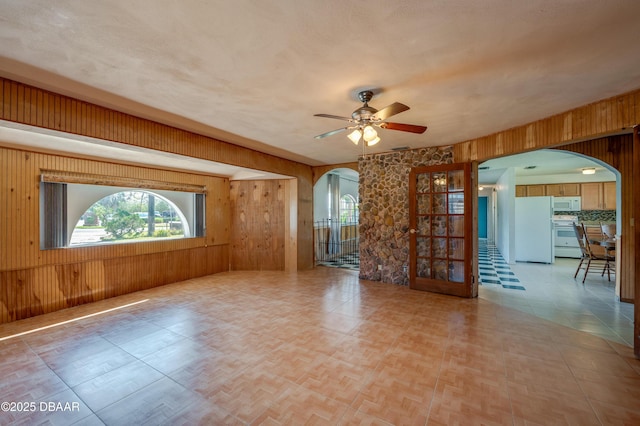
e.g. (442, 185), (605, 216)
(314, 127), (349, 139)
(373, 102), (410, 121)
(314, 113), (353, 122)
(379, 122), (428, 134)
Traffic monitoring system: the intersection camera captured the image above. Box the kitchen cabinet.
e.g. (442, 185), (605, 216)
(545, 183), (580, 197)
(516, 183), (581, 197)
(527, 185), (546, 196)
(516, 182), (614, 209)
(603, 181), (616, 209)
(581, 182), (616, 210)
(581, 183), (600, 210)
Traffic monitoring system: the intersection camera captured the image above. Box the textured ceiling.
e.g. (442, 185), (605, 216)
(1, 0), (640, 167)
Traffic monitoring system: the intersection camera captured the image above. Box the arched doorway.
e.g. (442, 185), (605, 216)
(476, 148), (632, 346)
(313, 168), (360, 269)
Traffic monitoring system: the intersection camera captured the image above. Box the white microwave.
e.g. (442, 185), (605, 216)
(553, 196), (581, 212)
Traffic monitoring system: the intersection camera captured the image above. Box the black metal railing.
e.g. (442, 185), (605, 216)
(314, 219), (359, 268)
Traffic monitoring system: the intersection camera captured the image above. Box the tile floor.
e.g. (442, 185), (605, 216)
(0, 267), (638, 425)
(316, 252), (360, 271)
(478, 240), (634, 347)
(478, 240), (525, 290)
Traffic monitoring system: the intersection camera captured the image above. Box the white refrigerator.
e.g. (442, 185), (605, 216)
(515, 196), (555, 263)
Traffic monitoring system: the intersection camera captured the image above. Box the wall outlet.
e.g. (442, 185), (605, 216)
(377, 264), (382, 271)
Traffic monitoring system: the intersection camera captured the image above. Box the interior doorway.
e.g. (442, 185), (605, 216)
(313, 168), (360, 270)
(476, 148), (632, 346)
(478, 196), (488, 239)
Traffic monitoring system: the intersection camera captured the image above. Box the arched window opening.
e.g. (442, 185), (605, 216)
(70, 190), (188, 246)
(339, 194), (358, 224)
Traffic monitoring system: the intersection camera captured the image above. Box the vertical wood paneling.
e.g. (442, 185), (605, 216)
(229, 180), (286, 271)
(0, 77), (273, 329)
(633, 125), (640, 357)
(284, 179), (298, 273)
(55, 263), (94, 307)
(0, 77), (315, 274)
(559, 135), (634, 301)
(0, 146), (228, 270)
(0, 144), (231, 324)
(0, 269), (42, 322)
(454, 88), (640, 163)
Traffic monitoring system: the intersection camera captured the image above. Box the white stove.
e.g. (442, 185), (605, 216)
(552, 215), (581, 258)
(552, 214), (579, 225)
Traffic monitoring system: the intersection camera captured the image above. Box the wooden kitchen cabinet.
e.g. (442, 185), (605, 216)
(545, 183), (581, 196)
(603, 181), (616, 209)
(526, 185), (546, 196)
(581, 182), (616, 210)
(516, 182), (613, 209)
(545, 185), (562, 197)
(581, 183), (601, 210)
(515, 185), (545, 197)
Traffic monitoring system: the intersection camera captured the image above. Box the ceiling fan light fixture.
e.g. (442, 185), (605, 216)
(363, 125), (378, 142)
(366, 136), (381, 146)
(314, 90), (426, 149)
(347, 129), (362, 145)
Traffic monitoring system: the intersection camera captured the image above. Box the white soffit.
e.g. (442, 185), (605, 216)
(0, 121), (291, 180)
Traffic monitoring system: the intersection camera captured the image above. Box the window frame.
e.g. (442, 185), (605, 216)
(339, 193), (359, 224)
(40, 171), (207, 250)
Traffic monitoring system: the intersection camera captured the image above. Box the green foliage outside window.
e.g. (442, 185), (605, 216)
(77, 191), (184, 243)
(102, 210), (145, 240)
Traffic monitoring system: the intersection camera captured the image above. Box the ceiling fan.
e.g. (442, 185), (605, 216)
(314, 90), (427, 146)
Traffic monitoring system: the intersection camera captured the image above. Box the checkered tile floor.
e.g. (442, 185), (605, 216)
(318, 243), (524, 284)
(478, 240), (525, 290)
(317, 252), (360, 270)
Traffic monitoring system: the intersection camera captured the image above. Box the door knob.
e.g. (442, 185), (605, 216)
(409, 229), (416, 234)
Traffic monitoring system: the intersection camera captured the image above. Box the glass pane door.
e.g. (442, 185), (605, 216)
(409, 163), (473, 297)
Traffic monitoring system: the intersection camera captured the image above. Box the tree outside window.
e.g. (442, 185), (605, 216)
(71, 190), (184, 245)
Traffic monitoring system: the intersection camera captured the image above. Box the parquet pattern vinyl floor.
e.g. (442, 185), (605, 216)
(0, 267), (639, 425)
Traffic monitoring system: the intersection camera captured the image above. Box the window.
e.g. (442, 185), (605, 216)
(40, 178), (206, 249)
(339, 194), (358, 224)
(70, 190), (192, 246)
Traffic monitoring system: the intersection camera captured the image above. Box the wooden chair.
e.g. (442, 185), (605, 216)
(572, 222), (613, 283)
(600, 222), (616, 239)
(598, 221), (617, 267)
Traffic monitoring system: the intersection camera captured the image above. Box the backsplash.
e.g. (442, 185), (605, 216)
(556, 210), (616, 222)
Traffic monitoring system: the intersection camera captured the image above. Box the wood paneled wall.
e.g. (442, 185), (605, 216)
(0, 147), (229, 270)
(0, 146), (230, 324)
(633, 126), (640, 356)
(557, 135), (633, 301)
(453, 90), (640, 302)
(453, 89), (640, 162)
(229, 180), (287, 271)
(0, 77), (314, 271)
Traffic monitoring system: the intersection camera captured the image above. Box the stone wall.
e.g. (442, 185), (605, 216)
(358, 147), (453, 285)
